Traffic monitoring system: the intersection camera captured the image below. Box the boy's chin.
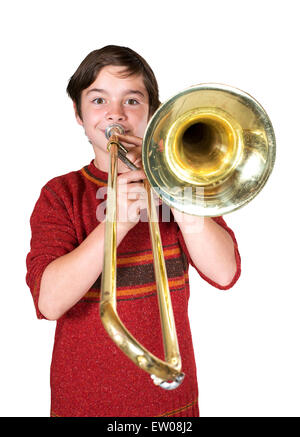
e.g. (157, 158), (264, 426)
(91, 142), (109, 153)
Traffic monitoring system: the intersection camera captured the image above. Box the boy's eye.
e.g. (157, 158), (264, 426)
(93, 97), (105, 104)
(125, 98), (139, 105)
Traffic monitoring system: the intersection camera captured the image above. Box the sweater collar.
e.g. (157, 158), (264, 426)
(81, 159), (109, 185)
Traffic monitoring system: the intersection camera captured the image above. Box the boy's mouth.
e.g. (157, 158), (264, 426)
(100, 128), (131, 136)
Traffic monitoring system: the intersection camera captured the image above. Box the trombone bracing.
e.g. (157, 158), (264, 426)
(100, 84), (276, 389)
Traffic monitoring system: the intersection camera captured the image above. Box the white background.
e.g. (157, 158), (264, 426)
(0, 0), (299, 417)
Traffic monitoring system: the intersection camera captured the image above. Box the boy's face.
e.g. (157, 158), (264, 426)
(75, 65), (150, 165)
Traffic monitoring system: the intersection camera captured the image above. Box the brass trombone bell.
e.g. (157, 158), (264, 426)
(143, 83), (276, 217)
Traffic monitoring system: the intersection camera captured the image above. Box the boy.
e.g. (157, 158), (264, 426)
(26, 45), (241, 417)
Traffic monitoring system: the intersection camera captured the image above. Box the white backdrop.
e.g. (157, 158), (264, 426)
(1, 0), (299, 417)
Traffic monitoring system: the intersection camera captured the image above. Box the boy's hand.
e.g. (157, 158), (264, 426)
(114, 134), (161, 232)
(116, 134), (145, 232)
(116, 134), (143, 170)
(116, 169), (148, 232)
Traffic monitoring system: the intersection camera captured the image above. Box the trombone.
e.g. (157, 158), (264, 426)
(100, 83), (276, 390)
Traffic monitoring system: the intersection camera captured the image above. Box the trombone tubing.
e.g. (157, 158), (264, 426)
(100, 137), (184, 389)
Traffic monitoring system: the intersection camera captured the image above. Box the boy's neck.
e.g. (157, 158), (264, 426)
(93, 157), (107, 173)
(93, 156), (133, 174)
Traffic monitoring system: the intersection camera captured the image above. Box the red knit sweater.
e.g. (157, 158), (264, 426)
(26, 160), (241, 417)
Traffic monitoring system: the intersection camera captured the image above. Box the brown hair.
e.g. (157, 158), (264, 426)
(66, 45), (160, 120)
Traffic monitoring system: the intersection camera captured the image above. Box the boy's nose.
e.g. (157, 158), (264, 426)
(105, 104), (126, 122)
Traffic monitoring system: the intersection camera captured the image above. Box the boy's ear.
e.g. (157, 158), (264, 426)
(73, 102), (83, 126)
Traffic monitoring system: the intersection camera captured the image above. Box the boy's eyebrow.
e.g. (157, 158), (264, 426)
(124, 89), (146, 99)
(86, 88), (107, 95)
(86, 88), (146, 98)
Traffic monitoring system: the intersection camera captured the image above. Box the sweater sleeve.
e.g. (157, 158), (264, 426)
(26, 184), (78, 319)
(177, 216), (241, 290)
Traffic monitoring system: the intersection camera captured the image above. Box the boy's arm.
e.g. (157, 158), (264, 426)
(37, 169), (147, 321)
(38, 221), (129, 320)
(172, 209), (238, 287)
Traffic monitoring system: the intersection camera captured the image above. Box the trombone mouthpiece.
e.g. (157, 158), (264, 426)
(105, 124), (125, 140)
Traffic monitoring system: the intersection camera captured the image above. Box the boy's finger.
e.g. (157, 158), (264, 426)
(118, 169), (147, 184)
(117, 134), (143, 149)
(125, 150), (142, 167)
